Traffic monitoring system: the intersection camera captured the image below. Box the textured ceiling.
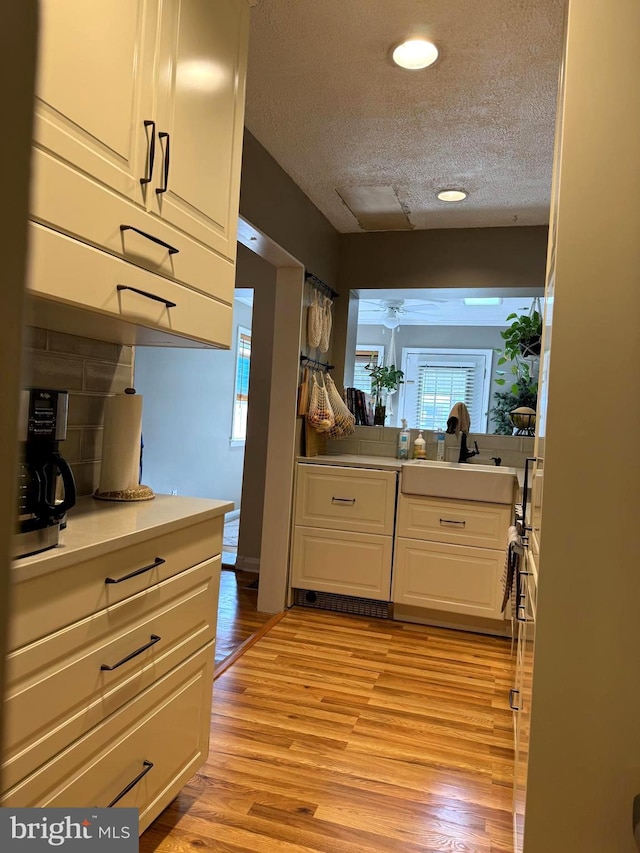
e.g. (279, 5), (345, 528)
(245, 0), (567, 232)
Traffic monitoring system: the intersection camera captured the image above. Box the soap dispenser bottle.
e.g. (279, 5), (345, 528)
(436, 428), (445, 461)
(413, 430), (426, 459)
(397, 419), (410, 459)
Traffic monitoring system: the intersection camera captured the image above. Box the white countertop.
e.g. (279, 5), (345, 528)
(13, 494), (233, 580)
(297, 454), (403, 471)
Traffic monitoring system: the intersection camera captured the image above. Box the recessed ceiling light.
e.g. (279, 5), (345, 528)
(437, 189), (468, 202)
(464, 298), (503, 306)
(392, 39), (439, 70)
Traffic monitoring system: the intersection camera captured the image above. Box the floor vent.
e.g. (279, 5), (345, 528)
(292, 588), (392, 619)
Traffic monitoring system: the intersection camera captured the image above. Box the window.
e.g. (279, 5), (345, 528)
(354, 345), (384, 392)
(399, 348), (492, 433)
(231, 326), (251, 442)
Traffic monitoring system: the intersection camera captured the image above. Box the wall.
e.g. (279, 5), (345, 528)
(0, 0), (38, 780)
(133, 300), (252, 509)
(240, 130), (340, 288)
(235, 244), (276, 569)
(356, 323), (507, 431)
(24, 328), (134, 496)
(332, 226), (549, 387)
(521, 2), (640, 851)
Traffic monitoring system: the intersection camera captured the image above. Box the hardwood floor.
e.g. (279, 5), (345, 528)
(142, 607), (516, 853)
(215, 568), (275, 666)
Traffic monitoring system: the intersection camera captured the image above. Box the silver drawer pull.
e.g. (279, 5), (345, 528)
(509, 688), (520, 711)
(331, 497), (356, 505)
(440, 518), (466, 526)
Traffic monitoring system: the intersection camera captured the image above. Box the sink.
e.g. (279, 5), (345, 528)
(401, 460), (517, 504)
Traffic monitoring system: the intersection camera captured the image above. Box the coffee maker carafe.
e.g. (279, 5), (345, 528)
(15, 388), (77, 559)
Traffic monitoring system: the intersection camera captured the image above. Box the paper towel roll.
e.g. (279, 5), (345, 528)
(98, 392), (143, 493)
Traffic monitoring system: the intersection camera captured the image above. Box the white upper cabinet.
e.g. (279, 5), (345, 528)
(152, 0), (249, 260)
(30, 0), (248, 334)
(34, 0), (156, 206)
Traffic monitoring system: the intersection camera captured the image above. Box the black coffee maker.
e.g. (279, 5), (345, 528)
(15, 388), (77, 559)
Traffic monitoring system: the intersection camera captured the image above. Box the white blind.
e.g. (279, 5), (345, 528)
(415, 363), (476, 431)
(353, 346), (383, 392)
(231, 326), (251, 441)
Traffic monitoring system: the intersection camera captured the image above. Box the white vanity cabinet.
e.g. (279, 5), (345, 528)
(290, 464), (397, 601)
(393, 494), (512, 621)
(2, 496), (231, 834)
(29, 0), (249, 347)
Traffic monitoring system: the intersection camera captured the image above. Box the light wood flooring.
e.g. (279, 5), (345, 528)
(142, 607), (516, 853)
(215, 568), (274, 667)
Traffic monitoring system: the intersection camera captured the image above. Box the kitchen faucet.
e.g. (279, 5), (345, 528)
(458, 432), (479, 463)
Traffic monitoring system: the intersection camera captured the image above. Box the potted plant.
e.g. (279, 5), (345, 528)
(491, 307), (542, 434)
(365, 364), (404, 425)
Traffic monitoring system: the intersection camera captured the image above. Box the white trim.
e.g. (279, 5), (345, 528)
(235, 555), (260, 573)
(224, 508), (241, 522)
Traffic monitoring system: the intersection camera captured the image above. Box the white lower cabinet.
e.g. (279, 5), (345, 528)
(2, 500), (228, 835)
(393, 538), (504, 618)
(291, 526), (393, 601)
(290, 464), (397, 602)
(392, 493), (512, 623)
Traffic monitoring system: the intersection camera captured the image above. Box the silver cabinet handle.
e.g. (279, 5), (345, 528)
(331, 497), (356, 505)
(509, 688), (520, 711)
(440, 518), (466, 526)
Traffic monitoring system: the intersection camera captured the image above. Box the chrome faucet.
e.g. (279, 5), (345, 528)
(458, 432), (479, 463)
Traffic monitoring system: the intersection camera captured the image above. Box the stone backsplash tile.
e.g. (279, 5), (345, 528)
(28, 352), (84, 392)
(357, 441), (398, 457)
(25, 327), (133, 496)
(47, 331), (120, 363)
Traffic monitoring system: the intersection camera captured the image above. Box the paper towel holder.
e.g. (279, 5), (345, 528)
(93, 387), (156, 502)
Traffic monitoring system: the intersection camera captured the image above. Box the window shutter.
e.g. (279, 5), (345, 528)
(415, 363), (476, 431)
(354, 347), (383, 392)
(232, 327), (251, 441)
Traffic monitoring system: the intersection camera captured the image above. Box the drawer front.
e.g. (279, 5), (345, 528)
(2, 643), (215, 835)
(295, 465), (397, 535)
(28, 222), (232, 348)
(291, 526), (393, 601)
(4, 557), (220, 790)
(392, 538), (504, 618)
(31, 148), (236, 300)
(9, 518), (222, 650)
(397, 494), (511, 549)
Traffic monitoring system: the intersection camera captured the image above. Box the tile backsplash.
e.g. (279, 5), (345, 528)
(326, 425), (535, 469)
(24, 327), (134, 496)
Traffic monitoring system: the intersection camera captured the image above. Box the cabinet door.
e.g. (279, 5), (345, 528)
(35, 0), (157, 205)
(393, 537), (504, 619)
(291, 527), (393, 601)
(152, 0), (249, 260)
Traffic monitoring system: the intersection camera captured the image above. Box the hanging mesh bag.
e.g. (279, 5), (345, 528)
(324, 373), (356, 438)
(306, 372), (335, 433)
(319, 296), (333, 354)
(307, 291), (322, 348)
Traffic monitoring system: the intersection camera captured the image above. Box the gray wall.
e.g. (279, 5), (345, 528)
(356, 323), (506, 432)
(240, 130), (340, 288)
(134, 300), (253, 508)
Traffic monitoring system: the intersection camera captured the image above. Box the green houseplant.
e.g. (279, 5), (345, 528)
(366, 364), (404, 425)
(491, 307), (542, 434)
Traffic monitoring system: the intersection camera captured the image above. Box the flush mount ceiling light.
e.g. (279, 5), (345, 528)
(392, 38), (439, 70)
(437, 189), (468, 202)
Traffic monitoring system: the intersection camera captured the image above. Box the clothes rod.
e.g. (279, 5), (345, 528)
(305, 272), (339, 300)
(300, 354), (334, 371)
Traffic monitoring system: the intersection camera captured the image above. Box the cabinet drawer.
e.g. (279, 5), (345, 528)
(397, 494), (511, 549)
(392, 537), (504, 618)
(28, 222), (232, 348)
(295, 465), (397, 535)
(31, 149), (236, 302)
(4, 557), (220, 791)
(2, 643), (214, 834)
(9, 517), (222, 649)
(291, 526), (393, 601)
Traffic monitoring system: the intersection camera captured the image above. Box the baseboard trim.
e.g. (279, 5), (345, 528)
(235, 555), (260, 573)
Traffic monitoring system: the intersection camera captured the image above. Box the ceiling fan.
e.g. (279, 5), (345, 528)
(361, 298), (444, 328)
